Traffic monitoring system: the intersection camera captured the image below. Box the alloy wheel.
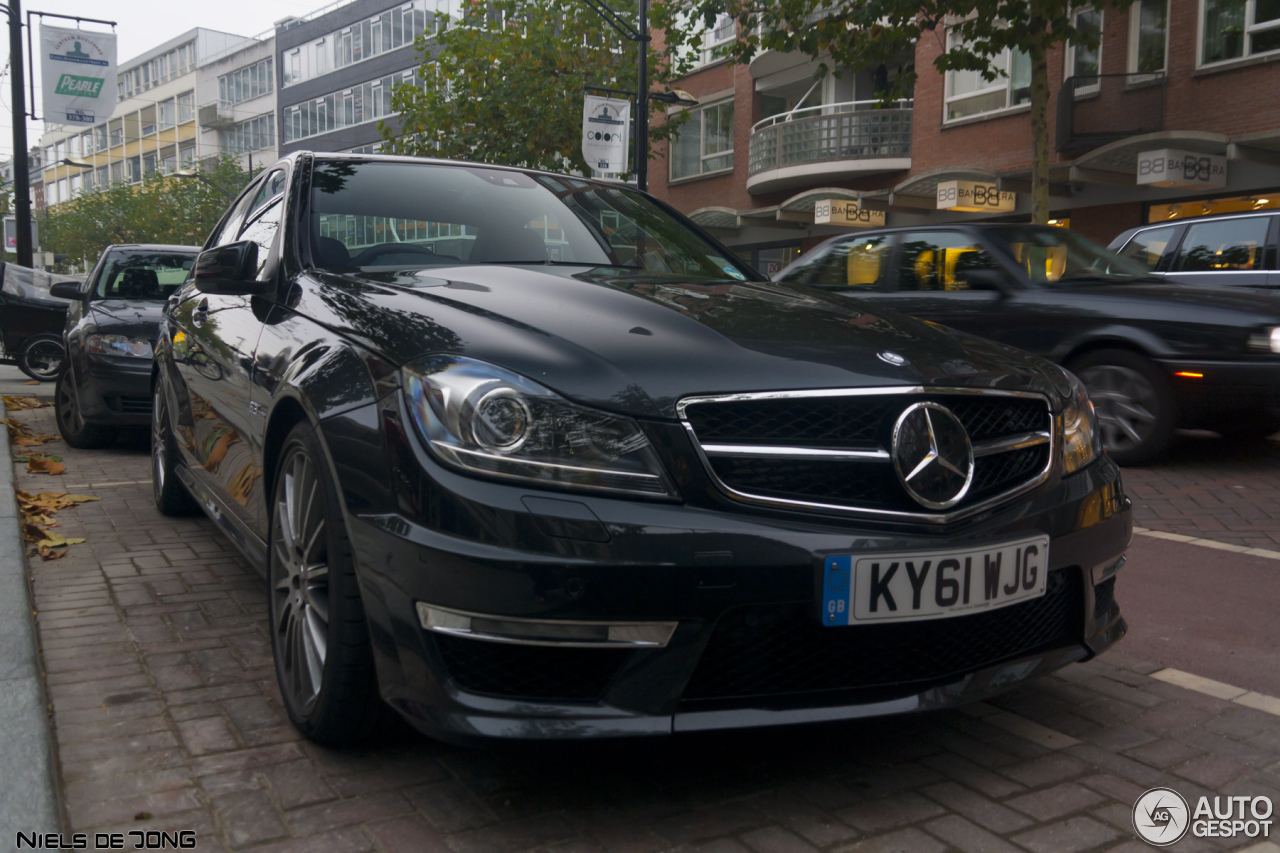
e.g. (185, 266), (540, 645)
(152, 387), (165, 492)
(24, 339), (65, 379)
(57, 377), (83, 431)
(1078, 363), (1159, 455)
(271, 449), (331, 712)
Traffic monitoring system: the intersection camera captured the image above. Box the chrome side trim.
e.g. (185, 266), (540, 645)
(701, 444), (890, 461)
(678, 386), (1057, 525)
(971, 430), (1052, 458)
(416, 602), (678, 648)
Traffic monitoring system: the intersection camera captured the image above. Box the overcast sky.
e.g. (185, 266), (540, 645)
(1, 0), (322, 158)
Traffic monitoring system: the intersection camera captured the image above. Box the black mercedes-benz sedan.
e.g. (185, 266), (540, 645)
(154, 153), (1131, 745)
(52, 244), (199, 448)
(774, 225), (1280, 464)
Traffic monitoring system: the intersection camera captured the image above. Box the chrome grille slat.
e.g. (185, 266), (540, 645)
(679, 387), (1056, 524)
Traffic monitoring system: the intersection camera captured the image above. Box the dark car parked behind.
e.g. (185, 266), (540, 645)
(1108, 210), (1280, 288)
(153, 153), (1130, 746)
(52, 244), (199, 448)
(774, 225), (1280, 464)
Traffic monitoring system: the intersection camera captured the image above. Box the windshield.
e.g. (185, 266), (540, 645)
(93, 251), (196, 300)
(985, 226), (1154, 284)
(308, 160), (758, 281)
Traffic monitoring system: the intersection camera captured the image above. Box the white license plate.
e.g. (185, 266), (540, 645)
(821, 535), (1050, 626)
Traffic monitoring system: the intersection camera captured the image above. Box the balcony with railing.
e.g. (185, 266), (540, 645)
(746, 99), (912, 194)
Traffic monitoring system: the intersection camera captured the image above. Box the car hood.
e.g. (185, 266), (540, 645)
(89, 299), (167, 340)
(1053, 281), (1280, 321)
(298, 266), (1074, 419)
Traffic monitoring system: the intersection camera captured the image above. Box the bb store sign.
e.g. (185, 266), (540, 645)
(936, 180), (1016, 213)
(814, 199), (886, 228)
(1136, 148), (1228, 189)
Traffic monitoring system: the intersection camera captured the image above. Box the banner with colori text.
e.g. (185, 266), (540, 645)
(41, 25), (117, 126)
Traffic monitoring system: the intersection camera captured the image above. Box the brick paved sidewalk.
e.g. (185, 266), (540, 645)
(1121, 434), (1280, 552)
(14, 406), (1280, 853)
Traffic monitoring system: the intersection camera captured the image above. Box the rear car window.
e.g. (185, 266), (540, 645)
(1173, 217), (1270, 271)
(94, 251), (195, 300)
(1117, 226), (1178, 269)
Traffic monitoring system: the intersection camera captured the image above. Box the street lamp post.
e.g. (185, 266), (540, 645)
(2, 0), (33, 267)
(578, 0), (699, 192)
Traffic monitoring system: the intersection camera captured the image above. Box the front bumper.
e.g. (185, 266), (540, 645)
(329, 402), (1132, 742)
(70, 353), (153, 426)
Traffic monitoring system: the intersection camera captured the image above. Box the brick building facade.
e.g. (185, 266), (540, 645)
(648, 0), (1280, 273)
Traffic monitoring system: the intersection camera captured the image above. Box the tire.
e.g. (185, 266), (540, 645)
(269, 421), (382, 745)
(54, 370), (119, 449)
(1070, 349), (1176, 466)
(18, 334), (66, 381)
(152, 381), (201, 516)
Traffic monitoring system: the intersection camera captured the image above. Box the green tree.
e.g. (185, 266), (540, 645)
(661, 0), (1128, 223)
(381, 0), (686, 176)
(40, 155), (253, 269)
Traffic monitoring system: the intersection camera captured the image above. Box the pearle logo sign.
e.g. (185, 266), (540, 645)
(1133, 788), (1274, 846)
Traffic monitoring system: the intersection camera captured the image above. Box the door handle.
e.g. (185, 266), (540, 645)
(192, 298), (209, 329)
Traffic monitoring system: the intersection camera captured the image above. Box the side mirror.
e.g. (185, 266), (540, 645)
(50, 281), (85, 300)
(959, 268), (1016, 296)
(193, 241), (268, 296)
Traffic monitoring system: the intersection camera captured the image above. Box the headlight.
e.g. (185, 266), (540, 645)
(403, 356), (677, 498)
(1247, 326), (1280, 354)
(85, 333), (154, 358)
(1061, 368), (1101, 474)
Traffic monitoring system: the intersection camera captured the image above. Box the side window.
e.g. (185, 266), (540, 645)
(1174, 218), (1270, 271)
(810, 235), (893, 290)
(247, 169), (287, 218)
(209, 180), (265, 248)
(1116, 226), (1179, 269)
(238, 199), (283, 279)
(896, 232), (999, 291)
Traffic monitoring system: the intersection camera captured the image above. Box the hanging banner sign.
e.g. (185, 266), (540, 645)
(814, 199), (886, 228)
(937, 180), (1016, 213)
(1136, 148), (1228, 189)
(41, 25), (117, 126)
(582, 95), (631, 175)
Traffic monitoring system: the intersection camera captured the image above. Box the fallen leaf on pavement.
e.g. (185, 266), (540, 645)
(38, 546), (67, 559)
(16, 490), (97, 560)
(4, 396), (51, 410)
(21, 380), (39, 386)
(26, 456), (66, 476)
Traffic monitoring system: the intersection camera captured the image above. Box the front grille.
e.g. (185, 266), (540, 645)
(104, 395), (152, 415)
(682, 569), (1082, 702)
(682, 390), (1053, 517)
(1093, 577), (1117, 618)
(434, 634), (629, 702)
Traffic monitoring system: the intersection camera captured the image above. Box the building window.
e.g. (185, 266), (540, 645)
(281, 68), (416, 143)
(1066, 8), (1102, 91)
(944, 31), (1031, 120)
(696, 13), (735, 66)
(118, 40), (195, 100)
(220, 57), (275, 107)
(1129, 0), (1168, 72)
(670, 100), (734, 180)
(219, 113), (276, 154)
(1202, 0), (1280, 63)
(177, 91), (195, 123)
(282, 0), (437, 88)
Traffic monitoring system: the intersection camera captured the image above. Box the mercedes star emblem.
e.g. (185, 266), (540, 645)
(878, 351), (908, 366)
(891, 402), (975, 509)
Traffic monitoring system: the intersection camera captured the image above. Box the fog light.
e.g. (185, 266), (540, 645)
(416, 603), (677, 647)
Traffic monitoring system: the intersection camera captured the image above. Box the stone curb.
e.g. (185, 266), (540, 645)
(0, 399), (64, 840)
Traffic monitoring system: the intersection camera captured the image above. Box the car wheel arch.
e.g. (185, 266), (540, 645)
(1053, 326), (1173, 368)
(262, 394), (314, 510)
